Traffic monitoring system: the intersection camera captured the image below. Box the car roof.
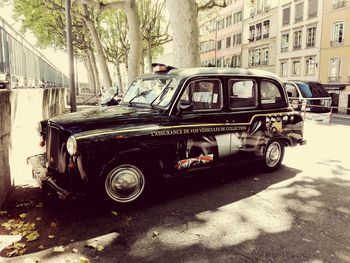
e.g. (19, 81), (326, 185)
(139, 67), (282, 81)
(284, 80), (322, 85)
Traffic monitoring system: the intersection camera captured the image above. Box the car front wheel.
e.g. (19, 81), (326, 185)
(103, 162), (150, 207)
(262, 140), (285, 172)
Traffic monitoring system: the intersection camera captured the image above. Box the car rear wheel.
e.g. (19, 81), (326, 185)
(262, 140), (285, 172)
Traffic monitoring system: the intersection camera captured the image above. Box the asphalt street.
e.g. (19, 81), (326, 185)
(1, 120), (350, 263)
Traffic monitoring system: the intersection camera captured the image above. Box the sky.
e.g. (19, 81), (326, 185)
(0, 3), (88, 82)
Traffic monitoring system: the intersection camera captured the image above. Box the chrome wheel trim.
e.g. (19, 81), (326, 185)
(265, 141), (281, 168)
(105, 164), (145, 203)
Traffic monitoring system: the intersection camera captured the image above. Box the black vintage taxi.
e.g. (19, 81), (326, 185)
(28, 66), (306, 207)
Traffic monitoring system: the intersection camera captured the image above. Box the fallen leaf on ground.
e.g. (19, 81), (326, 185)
(111, 211), (118, 217)
(48, 235), (55, 239)
(78, 256), (90, 263)
(19, 213), (28, 219)
(5, 242), (26, 257)
(38, 245), (44, 250)
(253, 178), (259, 181)
(50, 222), (57, 228)
(23, 257), (40, 263)
(0, 210), (8, 216)
(152, 231), (159, 237)
(35, 203), (43, 208)
(86, 242), (98, 249)
(26, 231), (40, 242)
(53, 246), (65, 252)
(72, 248), (78, 253)
(96, 245), (104, 251)
(36, 217), (42, 221)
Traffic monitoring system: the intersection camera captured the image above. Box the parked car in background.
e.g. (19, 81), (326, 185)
(28, 66), (306, 208)
(284, 81), (332, 113)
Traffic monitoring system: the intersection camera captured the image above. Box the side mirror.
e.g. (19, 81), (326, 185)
(179, 102), (193, 112)
(176, 102), (193, 116)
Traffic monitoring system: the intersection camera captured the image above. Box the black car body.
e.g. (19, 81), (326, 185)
(284, 81), (332, 113)
(28, 67), (306, 207)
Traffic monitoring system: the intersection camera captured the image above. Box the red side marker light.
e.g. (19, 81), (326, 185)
(115, 136), (125, 139)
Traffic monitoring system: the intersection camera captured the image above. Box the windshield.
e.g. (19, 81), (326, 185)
(296, 83), (330, 98)
(122, 77), (180, 107)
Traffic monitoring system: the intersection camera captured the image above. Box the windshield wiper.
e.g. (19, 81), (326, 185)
(128, 89), (152, 105)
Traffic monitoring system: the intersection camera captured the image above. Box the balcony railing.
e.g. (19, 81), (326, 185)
(306, 41), (315, 47)
(256, 35), (262, 40)
(261, 60), (268, 65)
(293, 44), (301, 50)
(330, 39), (344, 46)
(263, 33), (269, 39)
(328, 76), (341, 83)
(281, 47), (288, 52)
(264, 5), (271, 11)
(333, 1), (346, 9)
(248, 37), (254, 42)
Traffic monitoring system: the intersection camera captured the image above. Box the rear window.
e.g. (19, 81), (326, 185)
(296, 83), (330, 98)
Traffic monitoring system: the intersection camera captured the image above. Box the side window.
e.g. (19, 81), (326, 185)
(229, 79), (257, 109)
(179, 79), (222, 111)
(285, 83), (298, 97)
(261, 80), (283, 105)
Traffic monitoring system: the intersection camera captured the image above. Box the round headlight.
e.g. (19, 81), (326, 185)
(66, 136), (77, 156)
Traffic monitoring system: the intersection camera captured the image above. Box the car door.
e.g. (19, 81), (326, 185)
(226, 78), (262, 159)
(169, 77), (229, 171)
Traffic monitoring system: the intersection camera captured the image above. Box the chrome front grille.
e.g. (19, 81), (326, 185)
(46, 124), (60, 170)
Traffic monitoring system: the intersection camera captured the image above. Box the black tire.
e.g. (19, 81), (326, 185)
(261, 140), (285, 172)
(101, 160), (153, 209)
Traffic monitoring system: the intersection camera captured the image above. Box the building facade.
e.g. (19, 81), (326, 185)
(319, 0), (350, 113)
(276, 0), (322, 81)
(241, 0), (279, 73)
(199, 0), (244, 68)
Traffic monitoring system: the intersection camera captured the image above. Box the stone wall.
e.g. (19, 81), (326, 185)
(0, 88), (66, 208)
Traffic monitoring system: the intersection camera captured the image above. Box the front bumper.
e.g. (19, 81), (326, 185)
(27, 154), (71, 200)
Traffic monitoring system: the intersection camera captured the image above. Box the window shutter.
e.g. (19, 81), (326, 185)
(283, 7), (290, 25)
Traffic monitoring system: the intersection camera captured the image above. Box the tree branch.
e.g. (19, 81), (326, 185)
(197, 0), (227, 11)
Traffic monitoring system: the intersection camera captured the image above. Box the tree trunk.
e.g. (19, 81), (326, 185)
(124, 0), (142, 85)
(115, 57), (123, 94)
(140, 49), (145, 74)
(83, 53), (95, 93)
(146, 41), (152, 73)
(87, 48), (100, 94)
(83, 4), (112, 90)
(166, 0), (200, 67)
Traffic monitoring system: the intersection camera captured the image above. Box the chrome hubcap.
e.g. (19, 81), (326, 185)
(105, 164), (145, 203)
(266, 142), (281, 167)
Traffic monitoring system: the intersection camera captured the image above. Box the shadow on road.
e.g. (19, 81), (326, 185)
(0, 163), (300, 261)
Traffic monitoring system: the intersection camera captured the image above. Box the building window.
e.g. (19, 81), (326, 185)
(262, 47), (269, 65)
(249, 26), (255, 41)
(226, 15), (232, 27)
(280, 61), (288, 76)
(263, 20), (270, 38)
(293, 30), (302, 49)
(329, 58), (341, 82)
(232, 55), (241, 67)
(249, 50), (254, 66)
(306, 27), (316, 47)
(256, 23), (262, 40)
(217, 40), (222, 50)
(283, 7), (291, 25)
(292, 60), (301, 75)
(295, 3), (304, 22)
(308, 0), (318, 18)
(254, 48), (261, 65)
(233, 11), (242, 24)
(333, 0), (346, 9)
(331, 22), (345, 45)
(233, 33), (242, 46)
(305, 57), (316, 75)
(217, 19), (224, 30)
(226, 36), (231, 48)
(281, 33), (289, 52)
